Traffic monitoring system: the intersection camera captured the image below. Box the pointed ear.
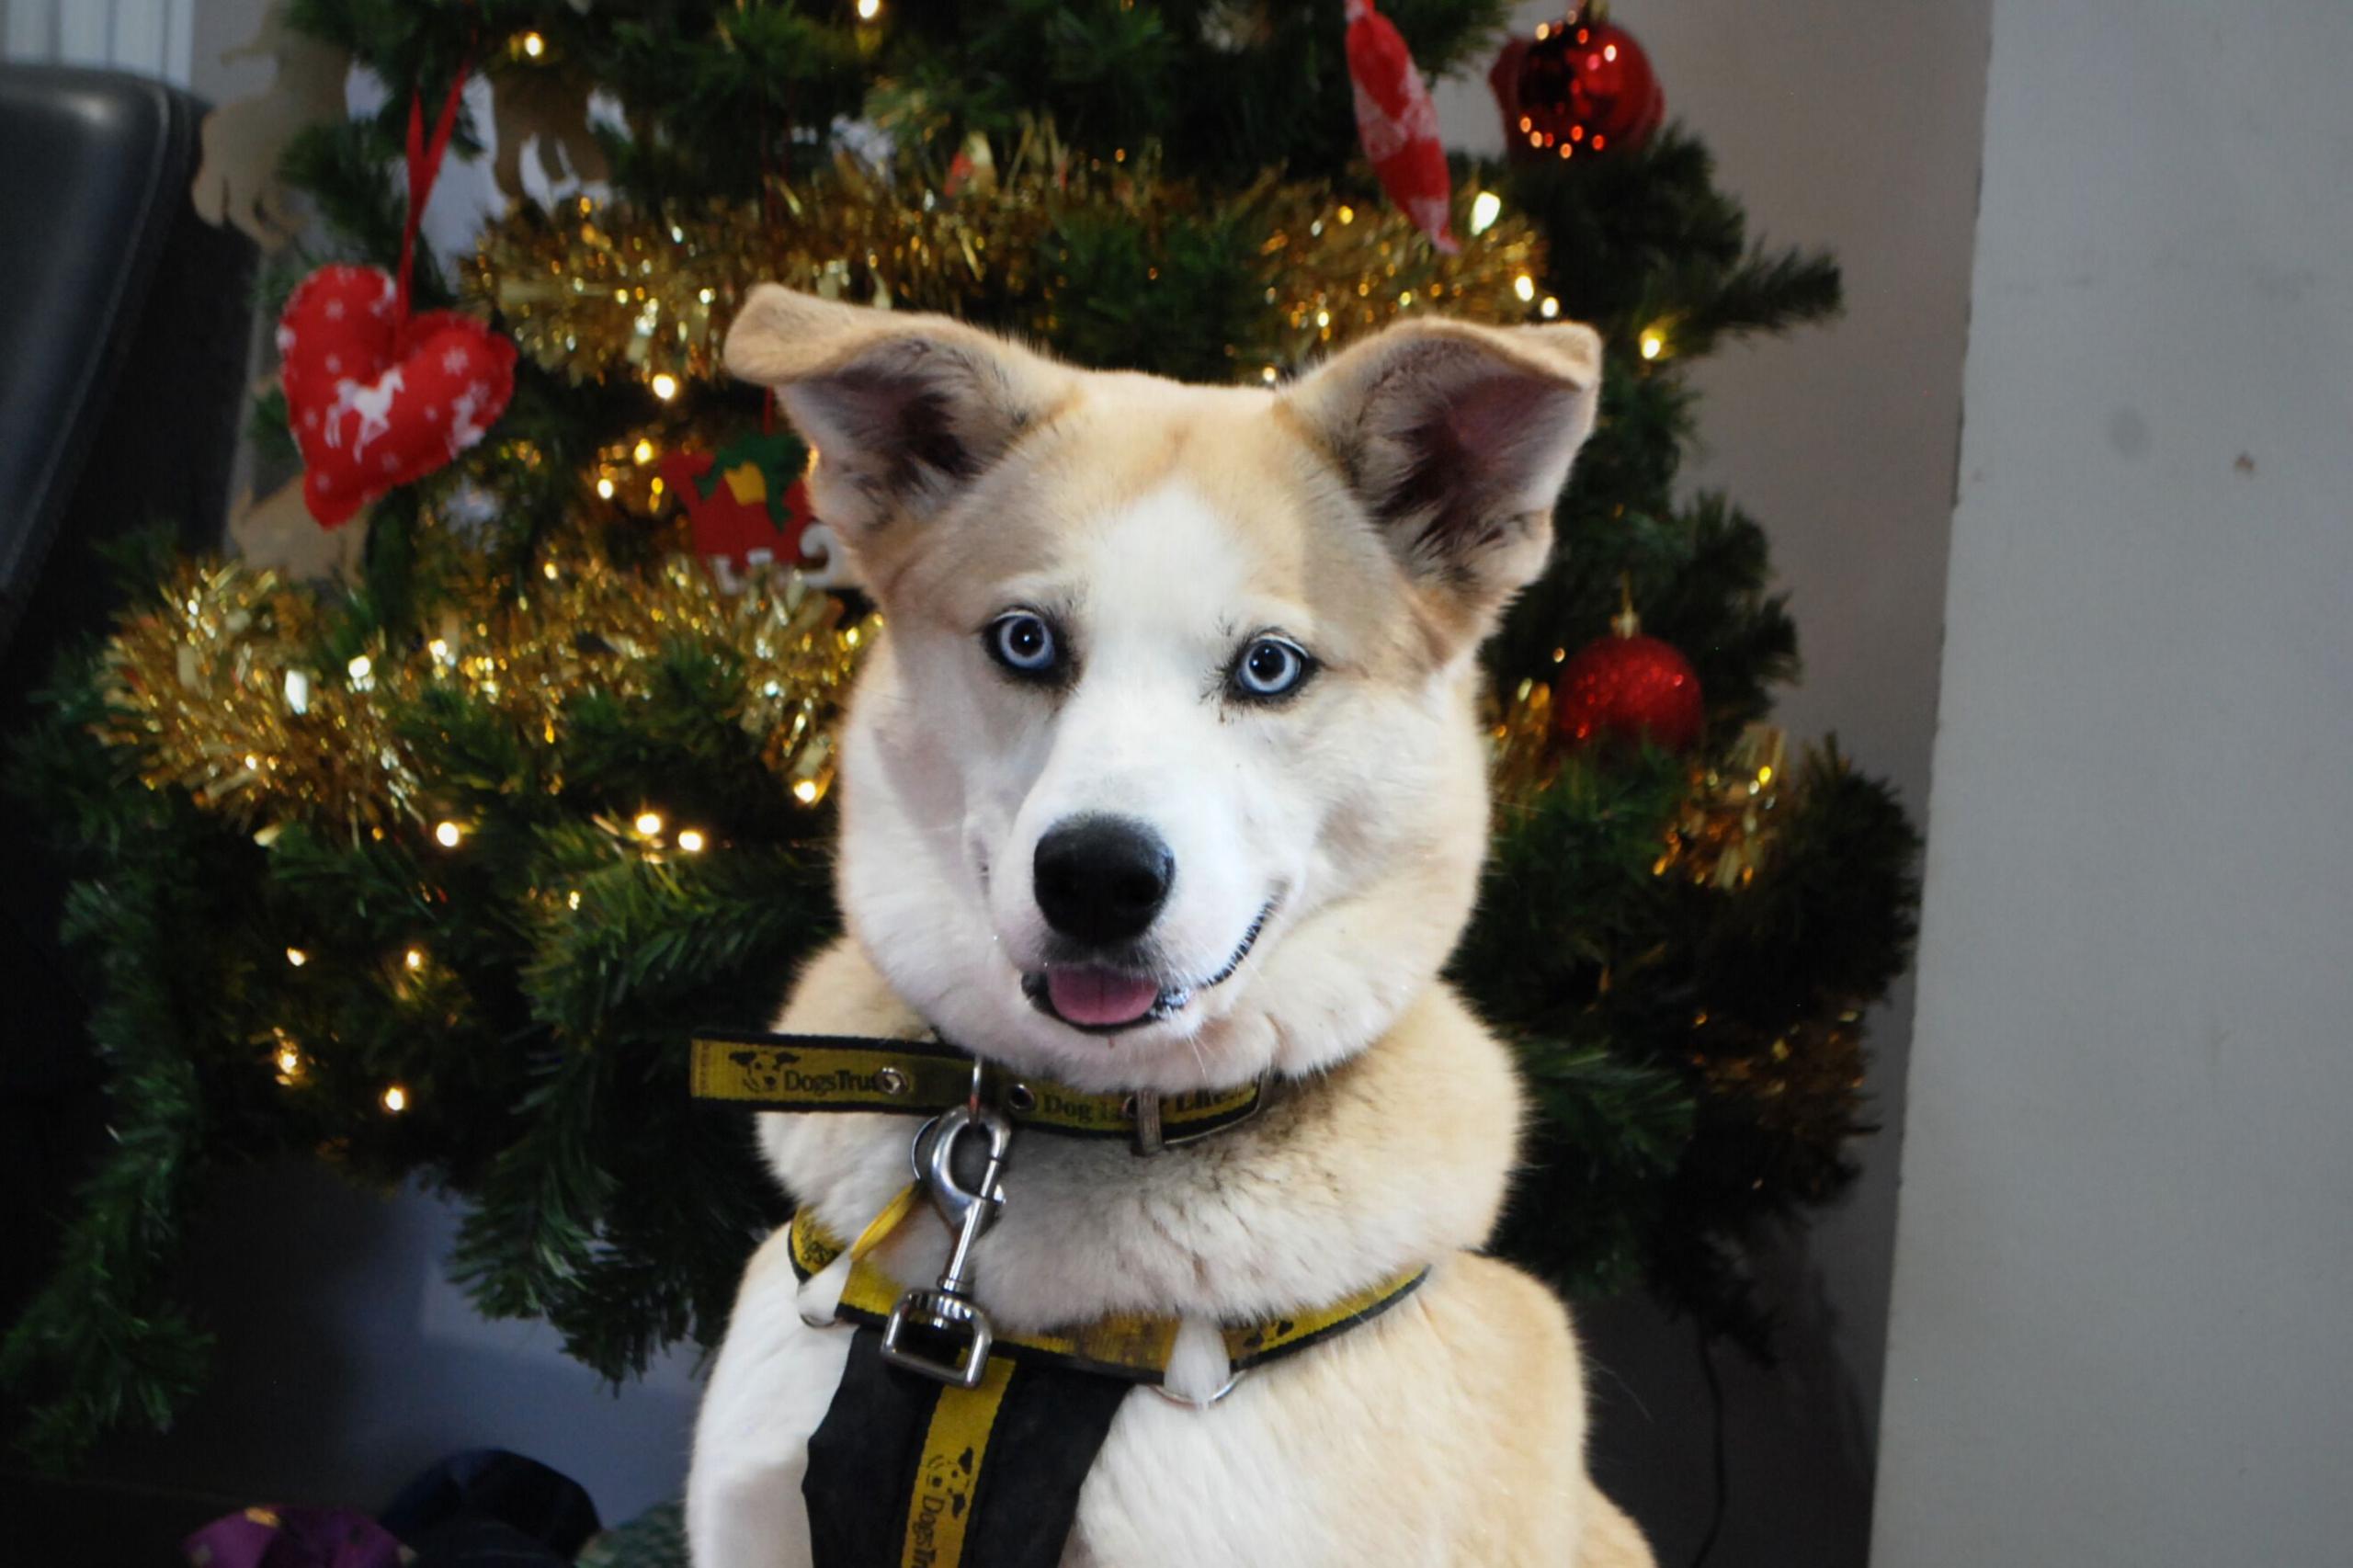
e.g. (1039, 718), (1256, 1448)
(723, 285), (1071, 540)
(1282, 317), (1602, 634)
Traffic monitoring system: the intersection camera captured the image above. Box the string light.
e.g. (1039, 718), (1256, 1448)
(381, 1085), (408, 1113)
(434, 820), (463, 847)
(855, 0), (881, 17)
(634, 811), (665, 837)
(519, 31), (546, 60)
(597, 478), (616, 500)
(676, 829), (708, 853)
(1469, 191), (1503, 236)
(1540, 296), (1562, 319)
(271, 1031), (308, 1086)
(649, 372), (679, 402)
(1514, 274), (1537, 303)
(1640, 328), (1665, 360)
(404, 948), (425, 971)
(792, 780), (820, 805)
(285, 947), (309, 967)
(631, 439), (654, 465)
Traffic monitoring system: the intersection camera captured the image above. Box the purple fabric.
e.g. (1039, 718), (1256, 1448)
(183, 1506), (408, 1568)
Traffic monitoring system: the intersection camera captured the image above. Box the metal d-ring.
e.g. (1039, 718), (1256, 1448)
(1149, 1365), (1249, 1409)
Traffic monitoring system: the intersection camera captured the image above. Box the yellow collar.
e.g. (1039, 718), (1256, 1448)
(689, 1028), (1266, 1153)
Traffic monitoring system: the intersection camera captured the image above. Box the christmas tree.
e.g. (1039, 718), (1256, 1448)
(4, 0), (1917, 1463)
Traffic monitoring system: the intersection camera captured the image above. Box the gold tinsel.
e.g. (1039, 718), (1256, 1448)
(98, 553), (871, 835)
(464, 130), (1548, 391)
(1695, 1008), (1870, 1196)
(1487, 675), (1559, 811)
(1654, 723), (1790, 890)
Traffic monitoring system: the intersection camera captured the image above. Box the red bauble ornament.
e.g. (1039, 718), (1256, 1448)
(1554, 598), (1704, 752)
(1492, 7), (1665, 165)
(278, 266), (517, 528)
(1344, 0), (1458, 252)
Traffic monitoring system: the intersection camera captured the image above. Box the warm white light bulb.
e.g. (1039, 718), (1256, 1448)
(649, 373), (679, 402)
(1469, 191), (1503, 236)
(435, 821), (462, 847)
(676, 829), (708, 853)
(635, 811), (664, 836)
(381, 1085), (408, 1113)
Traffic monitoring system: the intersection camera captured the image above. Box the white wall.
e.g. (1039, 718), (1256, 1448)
(3, 0), (196, 85)
(1874, 1), (2353, 1562)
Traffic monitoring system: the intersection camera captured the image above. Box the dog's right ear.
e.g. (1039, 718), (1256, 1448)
(723, 286), (1069, 543)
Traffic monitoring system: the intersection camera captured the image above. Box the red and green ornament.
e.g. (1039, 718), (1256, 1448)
(1554, 582), (1703, 752)
(660, 428), (826, 576)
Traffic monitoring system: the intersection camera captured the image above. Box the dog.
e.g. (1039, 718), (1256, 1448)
(687, 285), (1654, 1568)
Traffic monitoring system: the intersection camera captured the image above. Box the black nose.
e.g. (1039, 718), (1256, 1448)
(1033, 815), (1174, 945)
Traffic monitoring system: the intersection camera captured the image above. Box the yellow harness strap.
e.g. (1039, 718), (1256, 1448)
(789, 1207), (1428, 1383)
(900, 1357), (1015, 1568)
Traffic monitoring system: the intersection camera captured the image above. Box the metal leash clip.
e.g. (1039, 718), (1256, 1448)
(881, 1100), (1015, 1388)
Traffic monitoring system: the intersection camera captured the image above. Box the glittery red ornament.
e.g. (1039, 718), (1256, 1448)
(1493, 6), (1665, 166)
(1554, 597), (1703, 752)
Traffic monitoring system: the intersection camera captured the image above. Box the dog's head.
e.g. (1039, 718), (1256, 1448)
(729, 288), (1600, 1092)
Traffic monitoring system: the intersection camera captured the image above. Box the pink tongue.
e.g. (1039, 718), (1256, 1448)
(1046, 967), (1162, 1028)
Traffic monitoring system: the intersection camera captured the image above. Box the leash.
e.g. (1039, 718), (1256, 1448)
(690, 1026), (1429, 1568)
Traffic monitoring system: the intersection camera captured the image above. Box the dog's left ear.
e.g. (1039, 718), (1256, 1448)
(724, 285), (1070, 546)
(1282, 317), (1602, 634)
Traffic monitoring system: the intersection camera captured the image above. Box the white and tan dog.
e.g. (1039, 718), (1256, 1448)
(688, 286), (1654, 1568)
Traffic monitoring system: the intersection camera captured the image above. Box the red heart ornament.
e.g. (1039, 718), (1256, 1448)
(278, 265), (517, 528)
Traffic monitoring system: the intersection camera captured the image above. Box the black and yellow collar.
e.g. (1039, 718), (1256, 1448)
(689, 1028), (1266, 1153)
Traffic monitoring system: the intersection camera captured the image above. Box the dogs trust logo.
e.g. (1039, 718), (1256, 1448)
(720, 1046), (895, 1099)
(906, 1442), (980, 1565)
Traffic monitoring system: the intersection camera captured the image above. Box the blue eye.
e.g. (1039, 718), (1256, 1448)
(986, 611), (1062, 678)
(1231, 636), (1314, 701)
